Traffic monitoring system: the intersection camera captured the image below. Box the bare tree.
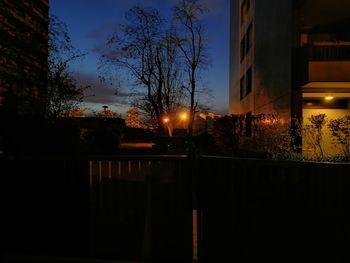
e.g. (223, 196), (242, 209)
(174, 0), (209, 136)
(99, 6), (186, 135)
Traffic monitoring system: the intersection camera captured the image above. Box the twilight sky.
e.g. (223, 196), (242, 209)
(50, 0), (230, 116)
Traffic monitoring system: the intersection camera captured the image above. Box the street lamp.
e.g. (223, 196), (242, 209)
(163, 117), (172, 136)
(163, 117), (170, 124)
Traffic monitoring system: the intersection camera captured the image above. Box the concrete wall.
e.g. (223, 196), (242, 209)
(229, 0), (241, 114)
(229, 0), (294, 120)
(253, 0), (293, 119)
(303, 108), (350, 156)
(309, 61), (350, 82)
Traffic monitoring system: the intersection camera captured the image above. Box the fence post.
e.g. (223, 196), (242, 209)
(189, 144), (202, 262)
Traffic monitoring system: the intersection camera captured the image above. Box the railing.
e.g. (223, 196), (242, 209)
(88, 155), (188, 184)
(88, 155), (192, 262)
(309, 45), (350, 61)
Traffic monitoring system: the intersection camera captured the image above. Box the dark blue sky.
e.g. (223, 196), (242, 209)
(50, 0), (230, 116)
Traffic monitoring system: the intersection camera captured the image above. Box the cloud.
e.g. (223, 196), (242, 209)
(87, 23), (121, 40)
(202, 0), (226, 13)
(74, 72), (138, 106)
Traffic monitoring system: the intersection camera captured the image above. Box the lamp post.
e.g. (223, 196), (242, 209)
(163, 117), (172, 137)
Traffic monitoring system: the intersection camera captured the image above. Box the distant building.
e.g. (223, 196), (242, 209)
(198, 112), (223, 120)
(126, 108), (142, 128)
(98, 110), (119, 119)
(229, 0), (350, 120)
(63, 109), (86, 118)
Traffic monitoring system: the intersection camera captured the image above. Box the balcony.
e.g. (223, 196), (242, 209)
(309, 45), (350, 61)
(294, 45), (350, 83)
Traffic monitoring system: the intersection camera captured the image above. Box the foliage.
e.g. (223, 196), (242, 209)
(327, 116), (350, 159)
(212, 113), (350, 162)
(212, 115), (243, 153)
(47, 16), (89, 118)
(250, 114), (293, 155)
(302, 114), (327, 159)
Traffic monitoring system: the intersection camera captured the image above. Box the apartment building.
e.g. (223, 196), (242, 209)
(0, 0), (49, 118)
(229, 0), (350, 122)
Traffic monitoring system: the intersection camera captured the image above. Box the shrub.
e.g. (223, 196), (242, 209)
(327, 116), (350, 160)
(302, 114), (327, 159)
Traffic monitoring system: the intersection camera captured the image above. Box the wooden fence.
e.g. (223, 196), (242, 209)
(2, 156), (350, 262)
(88, 156), (192, 262)
(198, 156), (350, 263)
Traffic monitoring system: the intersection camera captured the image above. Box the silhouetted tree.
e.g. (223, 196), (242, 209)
(99, 6), (187, 134)
(174, 0), (209, 136)
(47, 15), (88, 118)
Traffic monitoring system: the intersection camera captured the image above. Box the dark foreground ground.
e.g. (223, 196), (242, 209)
(2, 255), (145, 263)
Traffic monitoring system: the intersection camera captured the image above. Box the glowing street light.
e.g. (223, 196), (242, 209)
(162, 117), (172, 136)
(325, 96), (334, 101)
(180, 113), (188, 121)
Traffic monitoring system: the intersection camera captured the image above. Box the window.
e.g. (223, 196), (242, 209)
(246, 67), (252, 95)
(240, 76), (245, 100)
(246, 0), (250, 11)
(240, 36), (246, 61)
(240, 67), (253, 100)
(240, 22), (253, 62)
(247, 23), (253, 52)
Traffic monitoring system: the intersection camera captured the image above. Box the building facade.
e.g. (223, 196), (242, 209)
(0, 0), (49, 118)
(229, 0), (350, 120)
(126, 108), (142, 128)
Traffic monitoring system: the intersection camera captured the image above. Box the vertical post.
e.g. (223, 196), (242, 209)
(189, 142), (202, 262)
(142, 175), (153, 259)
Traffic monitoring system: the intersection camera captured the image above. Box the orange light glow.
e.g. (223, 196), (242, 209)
(325, 96), (334, 101)
(163, 117), (170, 123)
(180, 113), (188, 120)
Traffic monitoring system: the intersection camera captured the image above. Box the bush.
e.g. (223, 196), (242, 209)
(212, 113), (350, 162)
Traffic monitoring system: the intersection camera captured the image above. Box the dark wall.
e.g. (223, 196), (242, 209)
(254, 0), (293, 117)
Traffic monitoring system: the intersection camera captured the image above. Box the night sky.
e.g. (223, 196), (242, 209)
(50, 0), (230, 116)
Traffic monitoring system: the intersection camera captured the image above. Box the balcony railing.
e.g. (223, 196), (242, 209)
(309, 45), (350, 61)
